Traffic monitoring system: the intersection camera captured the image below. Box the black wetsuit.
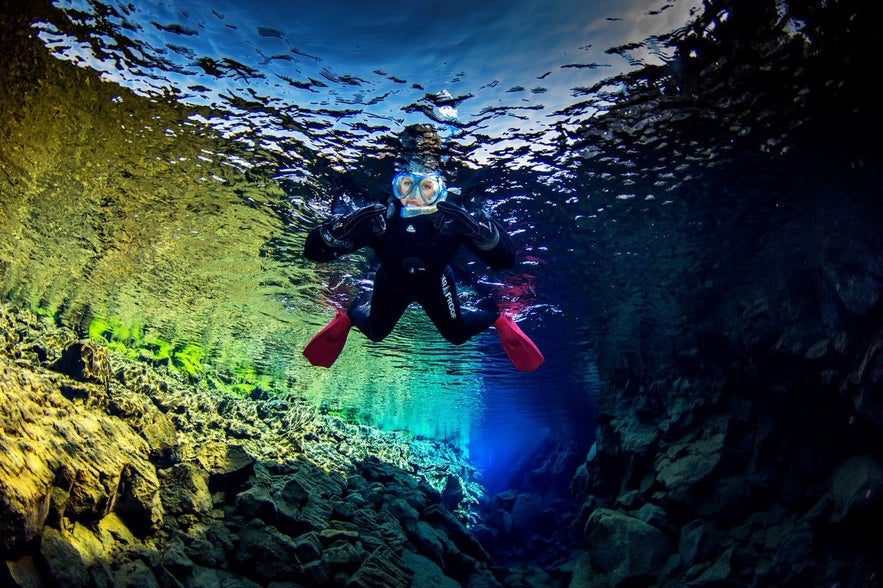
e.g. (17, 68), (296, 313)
(304, 204), (516, 344)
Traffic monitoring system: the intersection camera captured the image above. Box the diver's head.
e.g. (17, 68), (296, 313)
(391, 171), (447, 217)
(395, 123), (443, 174)
(393, 124), (447, 217)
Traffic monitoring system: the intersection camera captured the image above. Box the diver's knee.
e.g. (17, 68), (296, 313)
(443, 332), (471, 346)
(365, 332), (387, 343)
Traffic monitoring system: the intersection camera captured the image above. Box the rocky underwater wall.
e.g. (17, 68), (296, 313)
(565, 1), (883, 586)
(1, 303), (570, 587)
(570, 315), (883, 586)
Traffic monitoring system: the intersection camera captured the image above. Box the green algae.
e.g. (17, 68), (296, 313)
(86, 314), (293, 396)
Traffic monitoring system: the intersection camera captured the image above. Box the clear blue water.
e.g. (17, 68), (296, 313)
(14, 0), (868, 499)
(21, 0), (686, 492)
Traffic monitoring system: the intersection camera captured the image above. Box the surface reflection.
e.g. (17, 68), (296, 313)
(36, 0), (702, 167)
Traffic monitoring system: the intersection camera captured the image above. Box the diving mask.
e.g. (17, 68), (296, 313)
(392, 172), (447, 217)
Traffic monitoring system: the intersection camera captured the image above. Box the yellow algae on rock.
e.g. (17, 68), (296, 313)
(0, 355), (161, 555)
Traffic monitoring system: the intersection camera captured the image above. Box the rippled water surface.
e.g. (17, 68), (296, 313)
(2, 0), (880, 491)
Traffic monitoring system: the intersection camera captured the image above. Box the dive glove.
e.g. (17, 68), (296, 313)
(320, 203), (387, 248)
(434, 200), (499, 250)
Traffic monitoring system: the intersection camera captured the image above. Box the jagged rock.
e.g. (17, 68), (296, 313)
(160, 538), (195, 582)
(441, 474), (464, 510)
(827, 454), (883, 523)
(280, 475), (310, 505)
(235, 518), (305, 581)
(196, 442), (255, 491)
(633, 503), (677, 536)
(693, 474), (757, 525)
(477, 481), (582, 572)
(346, 545), (413, 588)
(39, 526), (90, 587)
(406, 519), (447, 565)
(46, 467), (74, 529)
(319, 523), (360, 544)
(402, 549), (459, 588)
(159, 462), (213, 515)
(0, 356), (159, 554)
(50, 341), (111, 391)
(767, 522), (815, 583)
(388, 497), (420, 522)
(300, 558), (331, 586)
(509, 493), (543, 541)
(234, 483), (277, 522)
(654, 431), (727, 502)
(494, 490), (518, 511)
(299, 497), (335, 532)
(677, 520), (720, 569)
(354, 507), (407, 551)
(187, 566), (224, 588)
(497, 564), (556, 588)
(115, 559), (159, 588)
(114, 463), (163, 538)
(178, 528), (230, 568)
(465, 568), (505, 588)
(423, 504), (489, 562)
(140, 412), (180, 468)
(583, 508), (673, 585)
(332, 494), (360, 520)
(323, 539), (364, 573)
(215, 571), (262, 588)
(612, 417), (659, 455)
(688, 547), (734, 585)
(568, 553), (593, 588)
(292, 531), (323, 563)
(95, 512), (138, 552)
(4, 555), (49, 587)
(0, 305), (523, 587)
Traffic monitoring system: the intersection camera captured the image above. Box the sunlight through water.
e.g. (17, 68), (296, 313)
(1, 0), (709, 481)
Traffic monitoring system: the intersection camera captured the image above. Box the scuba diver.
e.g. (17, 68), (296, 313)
(302, 124), (544, 372)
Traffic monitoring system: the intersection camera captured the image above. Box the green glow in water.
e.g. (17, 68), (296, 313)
(0, 18), (486, 446)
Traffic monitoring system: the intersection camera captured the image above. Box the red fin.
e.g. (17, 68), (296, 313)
(303, 310), (352, 368)
(494, 315), (545, 372)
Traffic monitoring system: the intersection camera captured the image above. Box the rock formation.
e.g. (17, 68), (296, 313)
(0, 304), (554, 587)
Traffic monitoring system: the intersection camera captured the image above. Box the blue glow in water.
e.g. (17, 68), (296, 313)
(32, 0), (690, 493)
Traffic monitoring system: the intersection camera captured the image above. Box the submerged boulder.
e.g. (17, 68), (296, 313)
(826, 455), (883, 524)
(583, 508), (674, 585)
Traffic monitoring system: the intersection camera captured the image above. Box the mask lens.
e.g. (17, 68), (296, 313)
(418, 177), (441, 203)
(393, 174), (416, 199)
(393, 173), (445, 205)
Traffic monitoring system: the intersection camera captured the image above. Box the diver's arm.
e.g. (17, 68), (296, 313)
(304, 225), (359, 261)
(434, 201), (516, 269)
(303, 203), (387, 262)
(467, 218), (516, 270)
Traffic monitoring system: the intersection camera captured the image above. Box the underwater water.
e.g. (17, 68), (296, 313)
(1, 0), (881, 505)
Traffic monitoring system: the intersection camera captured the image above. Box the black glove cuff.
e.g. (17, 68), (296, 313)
(319, 222), (352, 248)
(473, 222), (499, 250)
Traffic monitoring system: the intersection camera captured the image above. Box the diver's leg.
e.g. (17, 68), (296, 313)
(349, 268), (409, 342)
(421, 268), (545, 370)
(420, 267), (497, 345)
